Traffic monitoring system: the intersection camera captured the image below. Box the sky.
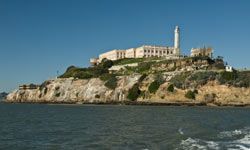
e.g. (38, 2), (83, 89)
(0, 0), (250, 92)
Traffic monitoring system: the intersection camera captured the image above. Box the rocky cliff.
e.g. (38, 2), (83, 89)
(6, 75), (140, 104)
(6, 71), (250, 106)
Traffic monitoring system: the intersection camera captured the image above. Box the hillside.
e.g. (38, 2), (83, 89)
(6, 56), (250, 106)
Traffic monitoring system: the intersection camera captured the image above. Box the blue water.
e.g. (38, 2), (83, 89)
(0, 103), (250, 149)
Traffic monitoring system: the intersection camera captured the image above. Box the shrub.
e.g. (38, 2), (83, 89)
(95, 95), (100, 99)
(139, 74), (147, 82)
(170, 72), (191, 89)
(233, 71), (250, 87)
(113, 58), (144, 65)
(101, 59), (113, 69)
(137, 62), (152, 73)
(104, 76), (118, 89)
(220, 71), (238, 81)
(187, 71), (217, 88)
(74, 71), (93, 79)
(59, 65), (109, 79)
(55, 93), (60, 97)
(148, 81), (161, 93)
(193, 89), (198, 94)
(217, 71), (238, 85)
(185, 90), (196, 99)
(39, 81), (51, 90)
(127, 83), (141, 101)
(204, 93), (216, 103)
(100, 73), (116, 81)
(167, 84), (174, 92)
(148, 74), (165, 93)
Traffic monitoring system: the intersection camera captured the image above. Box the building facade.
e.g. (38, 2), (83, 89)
(90, 26), (181, 64)
(190, 47), (213, 58)
(99, 49), (126, 61)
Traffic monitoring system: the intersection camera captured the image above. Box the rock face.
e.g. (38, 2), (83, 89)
(6, 74), (250, 106)
(6, 75), (141, 103)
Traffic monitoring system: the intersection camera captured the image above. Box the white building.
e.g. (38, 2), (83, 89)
(226, 65), (234, 72)
(91, 26), (181, 64)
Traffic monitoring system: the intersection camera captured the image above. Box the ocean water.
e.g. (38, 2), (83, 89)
(0, 103), (250, 150)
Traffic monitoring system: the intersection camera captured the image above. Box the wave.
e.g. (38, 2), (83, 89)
(179, 127), (250, 150)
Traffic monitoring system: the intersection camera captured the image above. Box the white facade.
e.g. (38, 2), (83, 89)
(99, 49), (126, 62)
(92, 26), (181, 63)
(136, 45), (175, 58)
(125, 48), (136, 58)
(174, 26), (180, 56)
(226, 65), (233, 72)
(190, 47), (213, 58)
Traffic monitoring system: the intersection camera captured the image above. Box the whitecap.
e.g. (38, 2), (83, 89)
(178, 128), (184, 135)
(179, 127), (250, 150)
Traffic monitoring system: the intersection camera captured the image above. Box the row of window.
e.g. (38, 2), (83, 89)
(144, 50), (173, 55)
(143, 53), (172, 57)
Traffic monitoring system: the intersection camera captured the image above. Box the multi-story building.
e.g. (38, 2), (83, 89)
(90, 26), (181, 64)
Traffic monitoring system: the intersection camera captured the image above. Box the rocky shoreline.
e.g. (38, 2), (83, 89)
(4, 100), (250, 107)
(6, 70), (250, 106)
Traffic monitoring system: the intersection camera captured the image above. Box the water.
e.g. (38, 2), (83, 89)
(0, 103), (250, 150)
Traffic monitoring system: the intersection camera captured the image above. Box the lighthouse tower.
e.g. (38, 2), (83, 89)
(174, 26), (180, 56)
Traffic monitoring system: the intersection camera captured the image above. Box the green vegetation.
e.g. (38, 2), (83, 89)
(124, 62), (155, 74)
(170, 72), (191, 89)
(59, 55), (250, 91)
(113, 57), (162, 65)
(148, 81), (161, 93)
(137, 62), (153, 73)
(59, 59), (114, 79)
(185, 90), (196, 100)
(127, 74), (148, 101)
(217, 71), (250, 88)
(127, 83), (141, 101)
(187, 71), (218, 87)
(139, 74), (147, 82)
(218, 71), (237, 83)
(104, 76), (118, 90)
(234, 71), (250, 87)
(167, 84), (174, 92)
(55, 93), (60, 97)
(113, 58), (144, 65)
(99, 73), (116, 81)
(148, 74), (165, 93)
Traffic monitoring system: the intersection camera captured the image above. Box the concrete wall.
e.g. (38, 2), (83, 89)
(99, 50), (126, 61)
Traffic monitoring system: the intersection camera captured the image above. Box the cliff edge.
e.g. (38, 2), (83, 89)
(6, 57), (250, 106)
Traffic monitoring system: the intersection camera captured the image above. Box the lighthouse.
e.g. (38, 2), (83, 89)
(174, 26), (180, 56)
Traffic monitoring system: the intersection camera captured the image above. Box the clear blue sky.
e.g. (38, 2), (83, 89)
(0, 0), (250, 92)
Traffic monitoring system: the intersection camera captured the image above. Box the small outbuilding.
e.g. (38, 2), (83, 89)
(225, 65), (234, 72)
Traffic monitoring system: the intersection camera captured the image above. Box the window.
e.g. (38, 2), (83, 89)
(156, 50), (158, 53)
(151, 50), (154, 53)
(144, 50), (147, 53)
(148, 50), (150, 53)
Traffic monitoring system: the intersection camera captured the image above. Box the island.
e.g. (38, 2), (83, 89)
(5, 26), (250, 106)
